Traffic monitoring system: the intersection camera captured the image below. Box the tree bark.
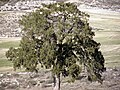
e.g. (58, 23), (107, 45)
(53, 74), (60, 90)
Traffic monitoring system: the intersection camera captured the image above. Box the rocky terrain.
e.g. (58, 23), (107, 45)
(0, 11), (24, 37)
(0, 68), (120, 90)
(0, 0), (120, 37)
(84, 0), (120, 11)
(0, 0), (56, 37)
(0, 0), (120, 11)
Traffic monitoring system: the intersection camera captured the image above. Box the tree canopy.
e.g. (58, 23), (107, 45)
(6, 2), (105, 90)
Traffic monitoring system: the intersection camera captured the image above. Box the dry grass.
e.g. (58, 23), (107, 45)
(87, 9), (120, 68)
(0, 38), (21, 70)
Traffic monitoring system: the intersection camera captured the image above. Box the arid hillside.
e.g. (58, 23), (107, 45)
(1, 0), (120, 6)
(0, 68), (120, 90)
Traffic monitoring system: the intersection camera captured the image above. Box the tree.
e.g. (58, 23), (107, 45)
(6, 2), (105, 90)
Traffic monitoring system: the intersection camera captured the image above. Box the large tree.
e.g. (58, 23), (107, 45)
(6, 2), (105, 90)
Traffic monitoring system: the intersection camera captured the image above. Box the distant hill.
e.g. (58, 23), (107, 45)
(0, 0), (120, 10)
(0, 0), (9, 6)
(0, 0), (120, 5)
(85, 0), (120, 10)
(84, 0), (120, 5)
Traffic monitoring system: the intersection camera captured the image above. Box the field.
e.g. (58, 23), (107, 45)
(0, 9), (120, 71)
(85, 8), (120, 68)
(0, 37), (20, 71)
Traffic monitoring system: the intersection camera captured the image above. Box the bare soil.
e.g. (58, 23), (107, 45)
(0, 68), (120, 90)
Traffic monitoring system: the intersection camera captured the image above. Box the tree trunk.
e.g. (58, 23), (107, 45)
(53, 74), (60, 90)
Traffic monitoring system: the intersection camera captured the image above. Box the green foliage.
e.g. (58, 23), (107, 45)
(6, 2), (105, 83)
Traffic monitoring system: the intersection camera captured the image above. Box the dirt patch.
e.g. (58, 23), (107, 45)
(0, 68), (120, 90)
